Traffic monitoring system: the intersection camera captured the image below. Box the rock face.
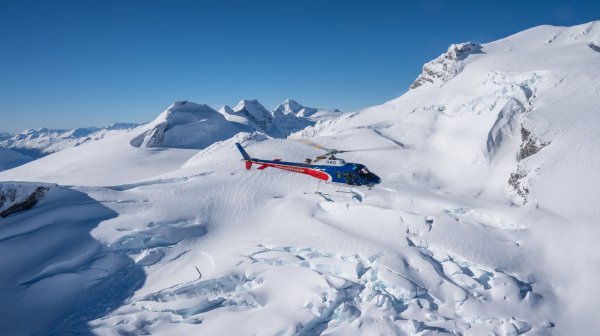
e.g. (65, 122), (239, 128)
(518, 125), (549, 160)
(508, 168), (530, 204)
(507, 125), (550, 204)
(130, 101), (244, 149)
(0, 183), (50, 217)
(410, 42), (482, 89)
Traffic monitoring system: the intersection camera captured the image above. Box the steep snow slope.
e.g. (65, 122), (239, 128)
(1, 21), (599, 335)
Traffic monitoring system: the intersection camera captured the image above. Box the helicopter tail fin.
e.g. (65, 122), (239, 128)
(235, 143), (253, 170)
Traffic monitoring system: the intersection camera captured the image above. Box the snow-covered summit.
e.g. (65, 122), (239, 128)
(218, 105), (234, 115)
(410, 21), (600, 91)
(130, 101), (242, 149)
(490, 20), (600, 49)
(409, 42), (483, 89)
(272, 99), (319, 118)
(231, 99), (274, 131)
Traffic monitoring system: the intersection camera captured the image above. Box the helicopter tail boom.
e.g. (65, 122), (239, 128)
(235, 143), (253, 170)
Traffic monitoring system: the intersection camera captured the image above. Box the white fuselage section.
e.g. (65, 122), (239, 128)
(320, 158), (346, 166)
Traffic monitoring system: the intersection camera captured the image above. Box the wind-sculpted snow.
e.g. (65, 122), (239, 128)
(73, 164), (556, 335)
(0, 183), (144, 334)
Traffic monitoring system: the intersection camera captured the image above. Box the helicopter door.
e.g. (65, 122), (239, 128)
(343, 173), (357, 185)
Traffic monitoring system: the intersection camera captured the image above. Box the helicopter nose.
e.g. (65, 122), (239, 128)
(372, 175), (381, 184)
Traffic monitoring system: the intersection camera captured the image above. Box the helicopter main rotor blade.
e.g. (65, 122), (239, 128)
(295, 138), (333, 153)
(335, 145), (404, 153)
(295, 138), (405, 155)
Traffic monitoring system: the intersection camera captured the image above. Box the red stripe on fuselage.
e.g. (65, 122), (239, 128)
(251, 161), (330, 181)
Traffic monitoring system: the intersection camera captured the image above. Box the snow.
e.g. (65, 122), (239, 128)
(1, 21), (600, 335)
(0, 183), (143, 334)
(130, 101), (244, 149)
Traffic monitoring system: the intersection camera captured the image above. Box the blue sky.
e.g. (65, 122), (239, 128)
(1, 0), (598, 132)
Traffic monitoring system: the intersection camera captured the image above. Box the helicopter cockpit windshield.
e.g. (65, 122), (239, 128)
(354, 164), (377, 179)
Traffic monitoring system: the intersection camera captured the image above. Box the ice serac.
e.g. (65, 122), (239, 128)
(131, 101), (244, 149)
(410, 42), (482, 89)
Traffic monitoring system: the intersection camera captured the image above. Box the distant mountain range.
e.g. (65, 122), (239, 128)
(131, 99), (342, 149)
(0, 100), (342, 171)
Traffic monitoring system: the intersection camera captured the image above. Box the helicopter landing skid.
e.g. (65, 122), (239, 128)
(311, 181), (363, 202)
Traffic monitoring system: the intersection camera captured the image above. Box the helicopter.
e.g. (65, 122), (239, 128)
(235, 140), (396, 188)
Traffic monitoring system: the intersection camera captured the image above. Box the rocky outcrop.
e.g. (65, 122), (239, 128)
(508, 168), (530, 204)
(508, 125), (550, 205)
(410, 42), (482, 89)
(519, 125), (549, 160)
(0, 183), (50, 217)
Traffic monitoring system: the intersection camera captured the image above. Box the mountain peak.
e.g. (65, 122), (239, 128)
(410, 42), (482, 90)
(273, 99), (305, 116)
(131, 100), (239, 149)
(232, 99), (273, 130)
(218, 105), (234, 115)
